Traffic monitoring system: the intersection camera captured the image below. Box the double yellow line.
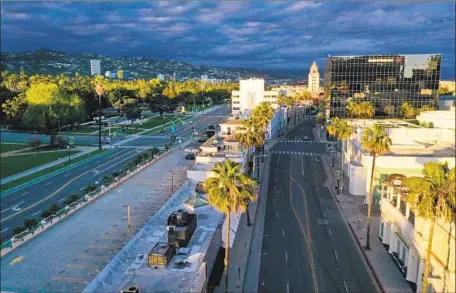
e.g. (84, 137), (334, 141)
(288, 160), (319, 293)
(1, 149), (137, 223)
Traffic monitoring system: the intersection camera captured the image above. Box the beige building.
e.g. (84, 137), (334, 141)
(308, 61), (320, 92)
(380, 174), (455, 293)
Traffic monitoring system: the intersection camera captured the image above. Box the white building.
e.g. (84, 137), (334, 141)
(416, 106), (455, 129)
(90, 59), (101, 76)
(201, 75), (208, 82)
(380, 174), (455, 293)
(340, 119), (455, 203)
(104, 71), (116, 79)
(231, 79), (279, 115)
(308, 61), (320, 92)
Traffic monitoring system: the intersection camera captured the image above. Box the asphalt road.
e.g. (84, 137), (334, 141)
(258, 119), (377, 293)
(0, 107), (228, 242)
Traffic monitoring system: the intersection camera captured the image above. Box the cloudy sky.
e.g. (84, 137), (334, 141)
(1, 1), (455, 78)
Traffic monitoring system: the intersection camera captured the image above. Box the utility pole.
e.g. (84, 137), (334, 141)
(123, 205), (132, 236)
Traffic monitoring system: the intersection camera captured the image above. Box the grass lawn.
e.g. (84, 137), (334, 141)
(0, 143), (31, 154)
(1, 150), (80, 179)
(139, 116), (193, 136)
(1, 149), (106, 191)
(130, 116), (177, 129)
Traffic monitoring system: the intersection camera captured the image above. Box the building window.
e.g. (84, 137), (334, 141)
(380, 221), (384, 239)
(232, 107), (240, 110)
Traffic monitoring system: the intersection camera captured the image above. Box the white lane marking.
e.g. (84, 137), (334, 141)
(282, 229), (285, 236)
(285, 251), (288, 262)
(80, 187), (85, 191)
(59, 198), (66, 202)
(32, 210), (41, 216)
(328, 229), (332, 236)
(286, 283), (290, 293)
(276, 212), (280, 218)
(344, 281), (349, 292)
(335, 251), (339, 260)
(45, 181), (52, 186)
(22, 192), (29, 196)
(1, 228), (9, 234)
(94, 152), (140, 175)
(1, 201), (25, 213)
(273, 198), (275, 203)
(64, 173), (71, 177)
(323, 212), (326, 217)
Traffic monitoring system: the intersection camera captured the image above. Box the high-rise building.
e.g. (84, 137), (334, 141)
(324, 54), (441, 118)
(308, 61), (320, 92)
(90, 59), (101, 76)
(231, 79), (279, 115)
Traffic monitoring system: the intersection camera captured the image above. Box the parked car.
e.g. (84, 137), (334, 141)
(160, 128), (167, 133)
(303, 136), (309, 141)
(185, 153), (195, 160)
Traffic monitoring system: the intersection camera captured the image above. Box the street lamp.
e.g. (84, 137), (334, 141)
(123, 204), (132, 236)
(252, 154), (268, 180)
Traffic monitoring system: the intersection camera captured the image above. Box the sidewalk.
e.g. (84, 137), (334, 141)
(313, 126), (413, 293)
(0, 146), (101, 185)
(214, 136), (276, 293)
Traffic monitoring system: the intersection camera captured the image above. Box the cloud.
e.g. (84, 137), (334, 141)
(284, 2), (322, 12)
(0, 1), (454, 78)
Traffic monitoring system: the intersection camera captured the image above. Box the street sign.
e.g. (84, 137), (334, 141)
(67, 132), (75, 145)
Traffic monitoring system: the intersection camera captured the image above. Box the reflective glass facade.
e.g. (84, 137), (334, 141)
(324, 54), (441, 118)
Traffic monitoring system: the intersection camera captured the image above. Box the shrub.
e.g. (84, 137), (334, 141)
(83, 184), (97, 194)
(112, 170), (122, 178)
(102, 176), (113, 185)
(13, 226), (27, 235)
(23, 218), (39, 230)
(64, 194), (80, 206)
(55, 135), (68, 148)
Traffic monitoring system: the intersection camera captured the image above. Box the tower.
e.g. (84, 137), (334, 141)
(308, 61), (320, 92)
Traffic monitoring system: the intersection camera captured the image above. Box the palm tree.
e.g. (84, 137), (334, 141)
(361, 123), (392, 250)
(405, 162), (455, 293)
(316, 112), (325, 125)
(204, 160), (257, 293)
(346, 101), (359, 118)
(235, 118), (263, 175)
(399, 102), (416, 119)
(360, 101), (375, 118)
(252, 102), (274, 131)
(334, 119), (353, 171)
(94, 76), (105, 151)
(384, 105), (395, 117)
(326, 116), (341, 140)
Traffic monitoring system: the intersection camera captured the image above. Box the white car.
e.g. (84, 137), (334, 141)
(303, 136), (309, 141)
(12, 206), (21, 212)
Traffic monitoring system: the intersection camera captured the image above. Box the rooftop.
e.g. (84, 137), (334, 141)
(219, 119), (245, 126)
(83, 181), (222, 293)
(388, 141), (455, 157)
(349, 119), (421, 129)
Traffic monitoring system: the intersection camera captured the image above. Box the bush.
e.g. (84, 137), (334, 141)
(83, 184), (97, 194)
(23, 218), (38, 230)
(13, 226), (27, 235)
(41, 204), (61, 218)
(64, 194), (80, 206)
(102, 176), (113, 185)
(112, 170), (122, 178)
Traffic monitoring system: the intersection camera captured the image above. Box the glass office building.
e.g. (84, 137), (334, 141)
(324, 54), (441, 118)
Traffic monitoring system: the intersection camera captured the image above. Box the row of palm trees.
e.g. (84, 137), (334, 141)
(203, 102), (275, 293)
(323, 117), (455, 293)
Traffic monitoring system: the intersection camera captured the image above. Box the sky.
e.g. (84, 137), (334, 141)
(1, 1), (455, 78)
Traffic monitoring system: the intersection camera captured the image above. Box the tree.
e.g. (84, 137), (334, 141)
(334, 119), (353, 169)
(22, 82), (84, 145)
(23, 218), (39, 230)
(83, 184), (97, 195)
(361, 123), (392, 250)
(41, 204), (61, 218)
(64, 194), (80, 206)
(29, 136), (42, 149)
(399, 102), (415, 119)
(2, 93), (27, 125)
(326, 117), (341, 140)
(102, 176), (113, 186)
(251, 102), (274, 131)
(204, 160), (257, 293)
(404, 162), (455, 293)
(384, 105), (395, 117)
